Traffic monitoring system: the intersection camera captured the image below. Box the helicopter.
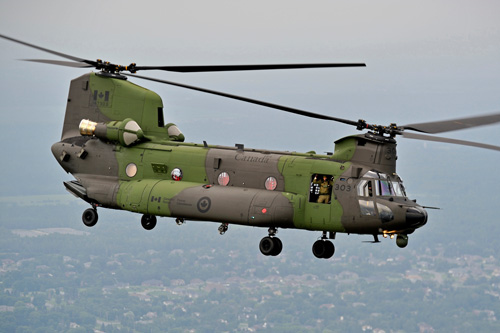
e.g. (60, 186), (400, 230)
(2, 34), (500, 259)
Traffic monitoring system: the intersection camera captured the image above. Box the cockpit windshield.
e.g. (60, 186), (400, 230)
(357, 171), (406, 197)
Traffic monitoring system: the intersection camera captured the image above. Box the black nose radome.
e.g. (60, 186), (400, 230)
(406, 207), (428, 227)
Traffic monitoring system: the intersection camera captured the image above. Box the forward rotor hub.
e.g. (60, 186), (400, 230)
(357, 119), (403, 137)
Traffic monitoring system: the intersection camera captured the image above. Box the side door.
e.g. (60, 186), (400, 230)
(304, 173), (333, 230)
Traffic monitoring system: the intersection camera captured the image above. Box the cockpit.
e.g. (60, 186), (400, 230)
(357, 170), (406, 198)
(356, 171), (409, 222)
(355, 170), (427, 233)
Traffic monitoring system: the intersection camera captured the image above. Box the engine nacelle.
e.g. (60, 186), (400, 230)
(79, 118), (145, 146)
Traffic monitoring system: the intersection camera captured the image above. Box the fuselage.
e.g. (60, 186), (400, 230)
(52, 135), (427, 236)
(51, 71), (427, 242)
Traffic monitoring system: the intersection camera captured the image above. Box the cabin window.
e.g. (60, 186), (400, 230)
(265, 176), (277, 191)
(171, 168), (183, 181)
(309, 174), (334, 204)
(217, 172), (230, 186)
(359, 200), (376, 216)
(378, 203), (394, 222)
(125, 163), (137, 178)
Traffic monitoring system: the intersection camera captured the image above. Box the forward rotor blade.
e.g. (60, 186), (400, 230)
(134, 63), (366, 73)
(23, 59), (93, 68)
(0, 34), (92, 65)
(127, 73), (359, 127)
(402, 112), (500, 134)
(402, 132), (500, 151)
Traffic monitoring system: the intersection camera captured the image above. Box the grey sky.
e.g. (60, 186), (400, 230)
(0, 0), (499, 225)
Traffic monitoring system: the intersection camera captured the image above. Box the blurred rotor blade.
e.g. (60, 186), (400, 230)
(134, 63), (366, 73)
(126, 73), (360, 127)
(402, 132), (500, 151)
(0, 34), (93, 65)
(23, 59), (93, 68)
(1, 34), (365, 74)
(402, 112), (500, 134)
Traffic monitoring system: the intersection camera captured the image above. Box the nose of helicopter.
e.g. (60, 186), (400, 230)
(406, 206), (428, 227)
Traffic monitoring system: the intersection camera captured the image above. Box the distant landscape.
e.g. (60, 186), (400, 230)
(1, 197), (500, 332)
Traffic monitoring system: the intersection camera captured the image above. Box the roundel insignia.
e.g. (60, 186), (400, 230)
(197, 197), (211, 213)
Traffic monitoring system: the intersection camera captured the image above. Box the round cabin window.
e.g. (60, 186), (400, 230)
(171, 168), (183, 181)
(125, 163), (137, 178)
(217, 172), (230, 186)
(265, 176), (277, 191)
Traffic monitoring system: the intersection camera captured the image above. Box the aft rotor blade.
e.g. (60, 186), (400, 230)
(23, 59), (93, 68)
(1, 34), (366, 74)
(402, 132), (500, 151)
(0, 34), (93, 65)
(402, 112), (500, 134)
(127, 73), (360, 127)
(135, 63), (366, 73)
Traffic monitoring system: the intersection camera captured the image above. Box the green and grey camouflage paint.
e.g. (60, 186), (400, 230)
(52, 73), (427, 252)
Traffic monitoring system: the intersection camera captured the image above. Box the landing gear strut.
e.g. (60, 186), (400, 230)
(82, 207), (98, 227)
(141, 214), (157, 230)
(218, 223), (228, 235)
(259, 227), (282, 256)
(312, 232), (335, 259)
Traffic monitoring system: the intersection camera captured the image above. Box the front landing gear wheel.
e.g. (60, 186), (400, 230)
(312, 240), (335, 259)
(82, 208), (98, 227)
(259, 236), (283, 256)
(141, 214), (157, 230)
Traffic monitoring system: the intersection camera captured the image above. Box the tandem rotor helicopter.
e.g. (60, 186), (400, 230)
(2, 34), (500, 259)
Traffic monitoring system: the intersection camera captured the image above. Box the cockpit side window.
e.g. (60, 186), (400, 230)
(357, 170), (407, 198)
(357, 180), (373, 197)
(392, 181), (405, 197)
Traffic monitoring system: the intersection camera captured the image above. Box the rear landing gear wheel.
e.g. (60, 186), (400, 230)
(259, 236), (283, 256)
(271, 237), (282, 256)
(82, 208), (98, 227)
(312, 240), (335, 259)
(141, 214), (157, 230)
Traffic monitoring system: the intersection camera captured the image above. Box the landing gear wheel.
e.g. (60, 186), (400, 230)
(312, 240), (335, 259)
(271, 237), (283, 256)
(82, 208), (98, 227)
(396, 234), (408, 248)
(259, 236), (282, 256)
(141, 214), (157, 230)
(259, 236), (274, 256)
(323, 240), (335, 259)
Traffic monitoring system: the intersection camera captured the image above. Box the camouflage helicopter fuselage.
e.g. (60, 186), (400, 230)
(52, 72), (427, 258)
